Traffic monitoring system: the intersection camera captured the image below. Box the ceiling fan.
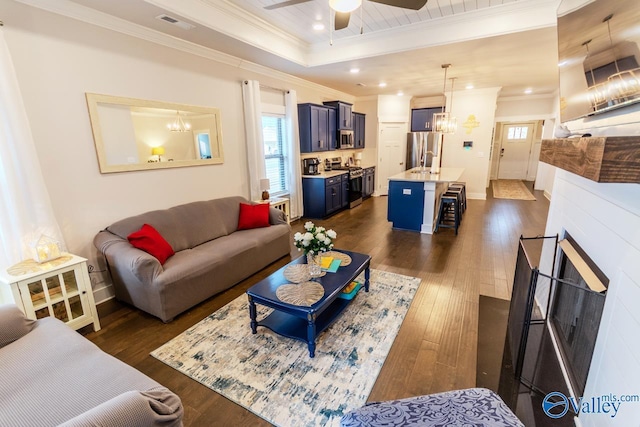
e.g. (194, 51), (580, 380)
(265, 0), (428, 31)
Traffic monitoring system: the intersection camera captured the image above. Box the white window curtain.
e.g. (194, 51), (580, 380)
(284, 90), (304, 220)
(0, 27), (66, 271)
(241, 80), (266, 201)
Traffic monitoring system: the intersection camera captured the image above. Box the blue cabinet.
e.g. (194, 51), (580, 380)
(302, 173), (349, 219)
(323, 101), (352, 130)
(363, 166), (375, 198)
(411, 107), (441, 132)
(387, 181), (425, 232)
(353, 112), (366, 149)
(299, 103), (333, 153)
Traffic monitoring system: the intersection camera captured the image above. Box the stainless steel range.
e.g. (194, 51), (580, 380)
(329, 157), (363, 209)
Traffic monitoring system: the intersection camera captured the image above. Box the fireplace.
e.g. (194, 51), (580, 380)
(506, 233), (609, 400)
(549, 233), (608, 397)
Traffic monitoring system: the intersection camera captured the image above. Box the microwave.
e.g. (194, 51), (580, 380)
(339, 130), (354, 149)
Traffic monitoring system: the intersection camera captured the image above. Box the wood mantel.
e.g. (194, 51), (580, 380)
(540, 137), (640, 184)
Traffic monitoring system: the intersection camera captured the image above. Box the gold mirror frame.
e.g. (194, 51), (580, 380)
(86, 93), (224, 173)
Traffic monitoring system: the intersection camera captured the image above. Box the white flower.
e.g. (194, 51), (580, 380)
(316, 233), (325, 241)
(303, 232), (313, 241)
(302, 240), (310, 247)
(326, 229), (337, 239)
(324, 238), (331, 245)
(316, 227), (325, 233)
(304, 221), (314, 231)
(293, 232), (303, 241)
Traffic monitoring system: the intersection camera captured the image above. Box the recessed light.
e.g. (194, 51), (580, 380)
(397, 91), (404, 96)
(524, 88), (533, 94)
(313, 22), (325, 31)
(350, 68), (360, 74)
(466, 84), (474, 90)
(379, 82), (387, 87)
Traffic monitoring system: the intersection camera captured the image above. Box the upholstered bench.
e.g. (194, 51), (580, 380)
(341, 388), (523, 427)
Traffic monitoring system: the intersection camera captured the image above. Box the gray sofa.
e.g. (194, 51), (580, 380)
(0, 304), (183, 427)
(94, 196), (291, 322)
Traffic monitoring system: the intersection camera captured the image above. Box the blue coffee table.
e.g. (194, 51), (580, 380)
(247, 249), (371, 358)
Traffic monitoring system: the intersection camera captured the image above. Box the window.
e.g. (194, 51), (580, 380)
(261, 114), (288, 195)
(507, 126), (528, 140)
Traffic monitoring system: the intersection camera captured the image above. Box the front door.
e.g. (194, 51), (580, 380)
(378, 123), (407, 196)
(497, 122), (535, 180)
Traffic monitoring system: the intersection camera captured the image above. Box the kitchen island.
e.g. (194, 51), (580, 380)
(387, 167), (464, 234)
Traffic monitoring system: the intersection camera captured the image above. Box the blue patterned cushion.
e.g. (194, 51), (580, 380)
(340, 388), (523, 427)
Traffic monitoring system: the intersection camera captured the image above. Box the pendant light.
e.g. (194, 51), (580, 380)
(433, 64), (458, 134)
(603, 14), (640, 102)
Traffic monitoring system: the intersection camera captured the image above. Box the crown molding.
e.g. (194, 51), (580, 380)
(499, 93), (557, 102)
(145, 0), (309, 66)
(14, 0), (353, 100)
(307, 0), (561, 66)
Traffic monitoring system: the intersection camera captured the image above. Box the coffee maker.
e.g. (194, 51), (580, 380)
(302, 158), (320, 175)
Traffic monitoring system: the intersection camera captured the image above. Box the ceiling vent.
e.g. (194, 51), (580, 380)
(155, 14), (195, 30)
(356, 83), (367, 87)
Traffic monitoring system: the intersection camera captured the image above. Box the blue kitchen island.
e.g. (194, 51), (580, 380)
(387, 167), (464, 234)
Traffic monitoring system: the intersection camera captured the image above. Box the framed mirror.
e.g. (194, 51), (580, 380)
(86, 93), (224, 173)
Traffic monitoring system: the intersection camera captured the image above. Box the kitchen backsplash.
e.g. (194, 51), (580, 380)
(300, 149), (366, 170)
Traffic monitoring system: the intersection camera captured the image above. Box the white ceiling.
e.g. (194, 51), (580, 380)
(25, 0), (563, 99)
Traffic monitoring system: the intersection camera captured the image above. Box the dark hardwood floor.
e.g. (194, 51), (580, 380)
(84, 181), (549, 426)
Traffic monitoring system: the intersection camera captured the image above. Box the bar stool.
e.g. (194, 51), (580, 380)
(449, 182), (467, 213)
(435, 192), (461, 235)
(445, 186), (464, 219)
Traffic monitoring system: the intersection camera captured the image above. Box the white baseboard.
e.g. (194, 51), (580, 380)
(543, 190), (552, 201)
(467, 192), (487, 200)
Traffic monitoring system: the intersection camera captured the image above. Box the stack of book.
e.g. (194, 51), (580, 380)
(320, 256), (341, 273)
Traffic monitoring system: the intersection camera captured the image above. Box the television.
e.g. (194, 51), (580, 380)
(557, 0), (640, 122)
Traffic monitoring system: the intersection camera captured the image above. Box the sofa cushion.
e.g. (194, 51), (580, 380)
(0, 305), (35, 349)
(237, 203), (270, 230)
(127, 224), (175, 265)
(106, 196), (249, 252)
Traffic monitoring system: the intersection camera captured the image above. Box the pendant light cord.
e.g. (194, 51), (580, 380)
(604, 15), (620, 74)
(441, 64), (449, 113)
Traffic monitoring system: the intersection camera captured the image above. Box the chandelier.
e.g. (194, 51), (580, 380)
(167, 110), (191, 132)
(433, 64), (458, 134)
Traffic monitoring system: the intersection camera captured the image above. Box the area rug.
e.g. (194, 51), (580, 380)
(151, 269), (420, 427)
(492, 180), (536, 200)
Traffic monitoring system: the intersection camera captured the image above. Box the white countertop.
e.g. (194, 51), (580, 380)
(302, 170), (349, 179)
(388, 167), (464, 183)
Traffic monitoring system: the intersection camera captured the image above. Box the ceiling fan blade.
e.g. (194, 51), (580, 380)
(264, 0), (312, 10)
(368, 0), (428, 10)
(335, 11), (351, 30)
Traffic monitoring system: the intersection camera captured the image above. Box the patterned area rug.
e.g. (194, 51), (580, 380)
(151, 269), (420, 427)
(492, 180), (536, 200)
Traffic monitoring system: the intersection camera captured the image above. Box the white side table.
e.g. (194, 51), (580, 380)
(256, 197), (290, 224)
(0, 254), (101, 331)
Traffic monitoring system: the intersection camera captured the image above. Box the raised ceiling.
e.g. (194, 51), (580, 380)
(25, 0), (563, 98)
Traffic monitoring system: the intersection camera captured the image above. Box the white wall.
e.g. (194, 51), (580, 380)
(495, 95), (557, 121)
(536, 170), (640, 426)
(535, 96), (640, 424)
(441, 87), (501, 199)
(2, 1), (353, 301)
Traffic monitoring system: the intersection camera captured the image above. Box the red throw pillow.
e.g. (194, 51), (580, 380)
(237, 202), (271, 230)
(127, 224), (175, 265)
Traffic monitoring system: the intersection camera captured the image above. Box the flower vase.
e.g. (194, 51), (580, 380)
(306, 252), (322, 278)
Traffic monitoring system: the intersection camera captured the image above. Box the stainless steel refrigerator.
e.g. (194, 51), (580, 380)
(406, 132), (441, 170)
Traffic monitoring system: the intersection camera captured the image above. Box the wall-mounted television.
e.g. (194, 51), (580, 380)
(558, 0), (640, 122)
